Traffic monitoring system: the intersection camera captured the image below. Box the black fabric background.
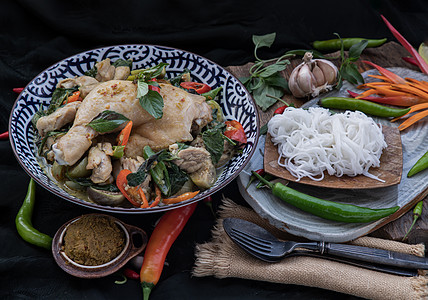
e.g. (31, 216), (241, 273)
(1, 1), (427, 299)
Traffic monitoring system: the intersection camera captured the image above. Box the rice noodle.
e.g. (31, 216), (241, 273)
(267, 107), (387, 182)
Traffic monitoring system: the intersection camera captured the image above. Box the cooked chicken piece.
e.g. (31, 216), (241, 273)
(125, 83), (213, 156)
(120, 156), (145, 173)
(171, 146), (216, 189)
(53, 80), (154, 165)
(36, 101), (81, 137)
(86, 143), (113, 184)
(95, 59), (116, 82)
(173, 146), (212, 173)
(56, 78), (77, 89)
(114, 66), (131, 80)
(75, 76), (100, 98)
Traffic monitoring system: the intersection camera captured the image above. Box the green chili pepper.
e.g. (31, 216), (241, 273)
(251, 171), (399, 223)
(312, 38), (387, 51)
(402, 201), (423, 241)
(15, 179), (53, 249)
(320, 97), (410, 118)
(407, 150), (428, 177)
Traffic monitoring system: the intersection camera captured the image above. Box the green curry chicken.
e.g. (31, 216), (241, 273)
(33, 58), (247, 208)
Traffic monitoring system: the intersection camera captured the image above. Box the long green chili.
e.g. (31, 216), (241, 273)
(407, 150), (428, 177)
(251, 171), (399, 223)
(312, 38), (387, 51)
(320, 97), (410, 118)
(15, 179), (52, 249)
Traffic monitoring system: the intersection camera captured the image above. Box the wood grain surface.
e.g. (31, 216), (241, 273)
(226, 41), (428, 243)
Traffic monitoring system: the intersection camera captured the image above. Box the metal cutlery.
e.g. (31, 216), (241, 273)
(223, 218), (425, 276)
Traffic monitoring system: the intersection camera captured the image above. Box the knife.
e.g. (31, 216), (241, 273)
(223, 218), (424, 276)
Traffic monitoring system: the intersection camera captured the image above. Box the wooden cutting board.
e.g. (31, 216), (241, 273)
(226, 41), (428, 243)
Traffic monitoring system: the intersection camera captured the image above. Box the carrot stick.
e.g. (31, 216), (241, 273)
(162, 191), (200, 205)
(381, 15), (428, 74)
(362, 60), (407, 84)
(149, 185), (162, 208)
(398, 110), (428, 130)
(138, 188), (149, 208)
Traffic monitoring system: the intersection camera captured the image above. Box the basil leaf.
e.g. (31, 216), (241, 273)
(264, 73), (288, 89)
(137, 80), (149, 98)
(252, 33), (276, 48)
(112, 59), (133, 69)
(139, 90), (164, 119)
(343, 63), (364, 85)
(167, 163), (189, 196)
(87, 110), (130, 133)
(258, 63), (287, 78)
(252, 83), (284, 111)
(348, 40), (368, 61)
(127, 150), (164, 186)
(259, 123), (268, 136)
(202, 128), (225, 165)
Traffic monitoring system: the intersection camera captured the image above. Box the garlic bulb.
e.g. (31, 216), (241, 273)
(288, 52), (338, 98)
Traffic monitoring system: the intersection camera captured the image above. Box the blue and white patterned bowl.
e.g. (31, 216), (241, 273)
(9, 44), (259, 213)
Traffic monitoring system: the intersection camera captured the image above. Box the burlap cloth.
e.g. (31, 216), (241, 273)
(193, 197), (428, 300)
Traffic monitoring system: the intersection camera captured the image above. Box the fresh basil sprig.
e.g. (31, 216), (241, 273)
(87, 110), (130, 133)
(335, 33), (368, 89)
(134, 62), (169, 119)
(240, 33), (291, 111)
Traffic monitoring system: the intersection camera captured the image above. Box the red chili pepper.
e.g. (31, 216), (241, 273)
(140, 202), (197, 300)
(180, 82), (211, 94)
(0, 131), (9, 140)
(224, 120), (247, 144)
(274, 105), (288, 115)
(13, 87), (24, 93)
(123, 268), (140, 280)
(149, 78), (160, 93)
(402, 57), (419, 67)
(203, 196), (215, 217)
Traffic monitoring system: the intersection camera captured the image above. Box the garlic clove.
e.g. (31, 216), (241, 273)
(312, 64), (326, 87)
(317, 60), (338, 85)
(296, 64), (315, 95)
(288, 66), (307, 98)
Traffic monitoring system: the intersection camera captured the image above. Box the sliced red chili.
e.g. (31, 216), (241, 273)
(148, 78), (160, 93)
(116, 169), (141, 207)
(224, 120), (247, 144)
(180, 82), (211, 94)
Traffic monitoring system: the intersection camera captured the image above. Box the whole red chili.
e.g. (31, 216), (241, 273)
(274, 105), (288, 115)
(13, 87), (24, 93)
(140, 202), (197, 300)
(0, 131), (9, 140)
(180, 82), (211, 94)
(123, 268), (140, 280)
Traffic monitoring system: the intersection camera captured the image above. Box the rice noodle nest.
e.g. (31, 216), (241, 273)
(267, 107), (387, 182)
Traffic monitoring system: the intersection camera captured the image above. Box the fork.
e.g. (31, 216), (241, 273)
(222, 217), (428, 271)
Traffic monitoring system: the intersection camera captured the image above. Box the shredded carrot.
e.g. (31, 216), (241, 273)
(149, 185), (162, 208)
(138, 188), (149, 208)
(398, 110), (428, 131)
(162, 191), (200, 205)
(62, 91), (81, 105)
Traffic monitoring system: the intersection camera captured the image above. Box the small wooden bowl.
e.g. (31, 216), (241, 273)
(52, 213), (147, 278)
